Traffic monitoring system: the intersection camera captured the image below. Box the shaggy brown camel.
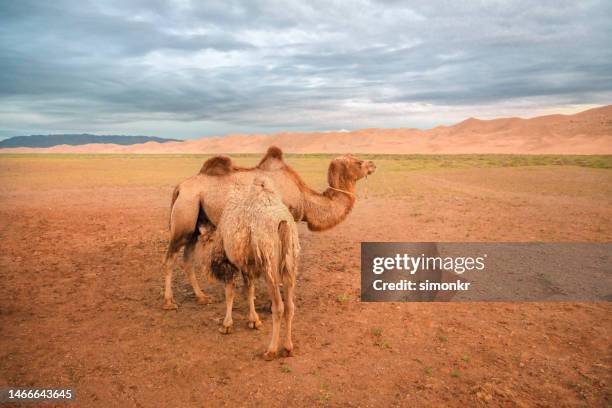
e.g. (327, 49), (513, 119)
(163, 146), (376, 310)
(204, 177), (300, 359)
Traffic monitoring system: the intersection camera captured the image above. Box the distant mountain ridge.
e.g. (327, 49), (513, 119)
(1, 106), (611, 154)
(0, 134), (181, 148)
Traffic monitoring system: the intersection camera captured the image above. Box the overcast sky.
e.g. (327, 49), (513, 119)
(1, 0), (611, 139)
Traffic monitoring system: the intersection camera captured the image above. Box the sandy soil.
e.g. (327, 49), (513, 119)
(2, 105), (611, 155)
(0, 156), (611, 407)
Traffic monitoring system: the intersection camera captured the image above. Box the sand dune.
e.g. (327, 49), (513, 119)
(3, 105), (611, 154)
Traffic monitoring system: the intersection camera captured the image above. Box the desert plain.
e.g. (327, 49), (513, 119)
(0, 152), (611, 407)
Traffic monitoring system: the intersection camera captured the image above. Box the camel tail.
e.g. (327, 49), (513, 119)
(278, 220), (299, 279)
(169, 185), (180, 229)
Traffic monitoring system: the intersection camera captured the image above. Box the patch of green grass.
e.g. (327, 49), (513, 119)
(370, 327), (391, 349)
(450, 370), (461, 378)
(462, 355), (470, 363)
(424, 367), (433, 376)
(332, 154), (612, 170)
(371, 327), (383, 337)
(1, 153), (609, 196)
(576, 369), (594, 385)
(438, 334), (448, 343)
(318, 383), (332, 402)
(280, 365), (292, 373)
(336, 293), (349, 303)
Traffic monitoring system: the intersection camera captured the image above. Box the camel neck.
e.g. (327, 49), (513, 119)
(302, 185), (356, 231)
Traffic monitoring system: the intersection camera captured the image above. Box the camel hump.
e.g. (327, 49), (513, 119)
(257, 146), (286, 171)
(200, 156), (235, 176)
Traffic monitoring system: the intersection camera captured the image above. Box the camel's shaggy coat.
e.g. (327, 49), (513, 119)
(203, 177), (300, 359)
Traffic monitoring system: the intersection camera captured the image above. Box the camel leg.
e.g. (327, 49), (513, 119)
(163, 187), (200, 309)
(183, 239), (212, 305)
(247, 281), (262, 329)
(282, 274), (296, 356)
(219, 281), (234, 334)
(263, 275), (284, 360)
(162, 248), (179, 310)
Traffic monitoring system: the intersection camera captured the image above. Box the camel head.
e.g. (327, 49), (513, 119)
(327, 155), (376, 189)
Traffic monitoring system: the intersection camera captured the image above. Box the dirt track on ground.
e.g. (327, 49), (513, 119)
(0, 156), (611, 407)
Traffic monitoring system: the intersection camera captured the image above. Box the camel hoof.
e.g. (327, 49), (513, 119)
(162, 300), (178, 310)
(218, 325), (233, 335)
(262, 351), (277, 361)
(280, 348), (294, 358)
(248, 320), (263, 330)
(196, 295), (213, 305)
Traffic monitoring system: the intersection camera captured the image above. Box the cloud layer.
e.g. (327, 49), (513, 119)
(1, 0), (611, 138)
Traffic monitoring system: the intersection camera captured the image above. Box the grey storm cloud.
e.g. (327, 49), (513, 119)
(0, 0), (611, 138)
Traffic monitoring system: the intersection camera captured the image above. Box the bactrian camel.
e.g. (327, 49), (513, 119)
(163, 146), (376, 310)
(204, 177), (300, 359)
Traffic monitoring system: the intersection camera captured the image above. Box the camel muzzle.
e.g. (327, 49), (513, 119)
(365, 161), (376, 175)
